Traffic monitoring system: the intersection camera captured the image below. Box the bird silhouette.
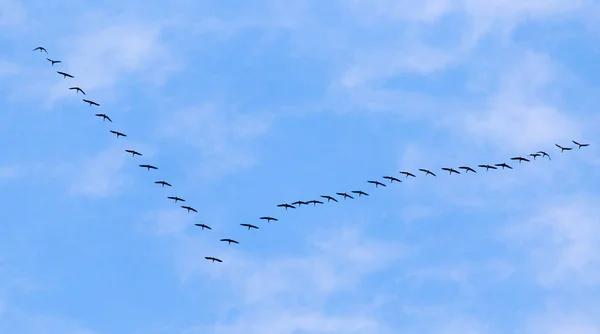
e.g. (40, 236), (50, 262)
(139, 164), (158, 171)
(220, 238), (239, 245)
(125, 149), (142, 157)
(336, 192), (354, 199)
(367, 180), (386, 187)
(351, 190), (369, 197)
(418, 169), (436, 177)
(110, 130), (126, 138)
(555, 143), (572, 152)
(33, 46), (47, 53)
(205, 257), (222, 263)
(537, 151), (551, 160)
(510, 156), (530, 163)
(572, 140), (589, 149)
(181, 205), (197, 213)
(478, 164), (497, 171)
(291, 201), (308, 207)
(441, 167), (460, 175)
(459, 166), (476, 173)
(154, 181), (172, 187)
(95, 114), (112, 122)
(399, 171), (416, 178)
(83, 99), (99, 107)
(382, 176), (401, 183)
(241, 223), (259, 230)
(277, 203), (296, 210)
(260, 216), (278, 222)
(46, 58), (61, 66)
(495, 163), (513, 170)
(528, 153), (541, 160)
(167, 196), (185, 202)
(320, 195), (338, 202)
(69, 87), (85, 95)
(195, 223), (211, 230)
(306, 200), (324, 206)
(57, 71), (74, 79)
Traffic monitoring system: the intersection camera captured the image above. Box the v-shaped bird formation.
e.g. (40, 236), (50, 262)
(32, 46), (592, 264)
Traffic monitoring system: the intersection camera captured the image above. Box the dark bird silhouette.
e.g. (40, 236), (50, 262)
(478, 164), (497, 171)
(320, 195), (338, 202)
(528, 153), (541, 160)
(292, 201), (308, 207)
(336, 192), (354, 199)
(306, 200), (324, 206)
(510, 156), (530, 163)
(46, 58), (61, 66)
(69, 87), (85, 95)
(57, 71), (74, 79)
(495, 163), (513, 170)
(555, 143), (572, 152)
(33, 46), (47, 53)
(441, 167), (460, 175)
(352, 190), (369, 197)
(205, 256), (222, 263)
(459, 166), (476, 173)
(83, 99), (99, 107)
(572, 140), (590, 149)
(154, 181), (172, 187)
(125, 149), (142, 157)
(260, 216), (278, 222)
(537, 151), (551, 160)
(95, 113), (112, 122)
(220, 238), (239, 245)
(194, 223), (211, 230)
(139, 164), (158, 171)
(382, 176), (401, 183)
(167, 196), (185, 202)
(110, 130), (126, 138)
(399, 171), (416, 178)
(418, 169), (436, 177)
(277, 203), (296, 210)
(181, 205), (197, 213)
(241, 223), (259, 230)
(367, 180), (386, 187)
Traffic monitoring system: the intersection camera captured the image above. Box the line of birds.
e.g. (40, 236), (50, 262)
(33, 46), (591, 264)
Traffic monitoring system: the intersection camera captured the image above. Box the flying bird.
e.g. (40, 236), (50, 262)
(125, 149), (142, 157)
(194, 223), (211, 230)
(336, 192), (354, 199)
(83, 99), (99, 107)
(154, 181), (172, 187)
(382, 176), (401, 183)
(205, 257), (222, 263)
(367, 180), (386, 187)
(351, 190), (369, 197)
(555, 143), (572, 152)
(306, 200), (324, 206)
(510, 156), (530, 163)
(537, 151), (551, 160)
(167, 196), (185, 202)
(495, 163), (513, 170)
(33, 46), (47, 53)
(109, 130), (126, 138)
(478, 164), (497, 171)
(260, 216), (278, 222)
(399, 171), (416, 178)
(139, 164), (158, 171)
(572, 140), (590, 149)
(95, 113), (112, 122)
(277, 203), (296, 210)
(528, 153), (541, 160)
(181, 205), (197, 213)
(57, 71), (74, 79)
(320, 195), (338, 202)
(418, 169), (436, 177)
(69, 87), (85, 95)
(441, 167), (460, 175)
(459, 166), (476, 173)
(220, 238), (239, 245)
(46, 58), (61, 66)
(240, 223), (259, 230)
(291, 201), (308, 207)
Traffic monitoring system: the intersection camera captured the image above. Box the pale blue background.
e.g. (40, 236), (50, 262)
(1, 1), (600, 333)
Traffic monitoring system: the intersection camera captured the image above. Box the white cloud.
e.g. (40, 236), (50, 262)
(502, 194), (600, 287)
(0, 165), (23, 181)
(158, 103), (274, 181)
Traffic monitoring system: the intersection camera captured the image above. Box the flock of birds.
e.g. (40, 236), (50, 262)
(33, 46), (592, 264)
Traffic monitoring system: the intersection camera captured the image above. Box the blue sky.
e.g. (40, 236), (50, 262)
(1, 0), (600, 333)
